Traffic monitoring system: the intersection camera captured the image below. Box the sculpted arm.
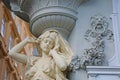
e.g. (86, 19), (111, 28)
(50, 50), (67, 71)
(9, 37), (35, 64)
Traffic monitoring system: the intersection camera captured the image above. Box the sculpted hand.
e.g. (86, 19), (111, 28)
(49, 49), (57, 57)
(49, 37), (60, 56)
(53, 37), (60, 51)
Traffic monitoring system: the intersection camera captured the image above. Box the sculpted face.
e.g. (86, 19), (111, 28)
(40, 37), (54, 53)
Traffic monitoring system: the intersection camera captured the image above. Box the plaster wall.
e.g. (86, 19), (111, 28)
(69, 0), (113, 65)
(68, 0), (114, 80)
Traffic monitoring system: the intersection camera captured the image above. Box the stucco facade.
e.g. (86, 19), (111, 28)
(1, 0), (120, 80)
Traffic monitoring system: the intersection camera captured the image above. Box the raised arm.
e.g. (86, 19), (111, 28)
(9, 37), (36, 64)
(50, 50), (67, 71)
(49, 37), (67, 71)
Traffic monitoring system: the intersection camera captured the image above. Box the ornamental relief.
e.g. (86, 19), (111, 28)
(69, 14), (114, 72)
(15, 0), (86, 10)
(84, 14), (113, 41)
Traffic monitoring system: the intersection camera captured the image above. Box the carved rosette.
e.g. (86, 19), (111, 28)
(3, 0), (87, 38)
(69, 14), (114, 72)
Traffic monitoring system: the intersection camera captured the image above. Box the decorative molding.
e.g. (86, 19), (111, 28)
(30, 14), (76, 38)
(84, 14), (113, 42)
(3, 0), (90, 37)
(69, 14), (114, 72)
(10, 0), (86, 12)
(87, 66), (120, 76)
(89, 74), (98, 77)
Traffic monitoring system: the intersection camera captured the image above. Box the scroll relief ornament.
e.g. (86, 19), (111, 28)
(69, 14), (114, 72)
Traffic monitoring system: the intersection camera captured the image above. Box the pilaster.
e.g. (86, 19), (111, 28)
(109, 0), (120, 66)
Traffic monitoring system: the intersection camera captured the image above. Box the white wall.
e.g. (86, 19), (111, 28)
(69, 0), (113, 65)
(68, 0), (114, 80)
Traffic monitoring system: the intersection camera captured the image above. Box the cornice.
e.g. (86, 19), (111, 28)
(87, 66), (120, 76)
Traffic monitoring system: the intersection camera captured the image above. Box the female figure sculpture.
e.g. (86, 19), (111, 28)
(9, 30), (73, 80)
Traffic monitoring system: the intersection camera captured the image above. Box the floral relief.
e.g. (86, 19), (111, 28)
(69, 14), (113, 72)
